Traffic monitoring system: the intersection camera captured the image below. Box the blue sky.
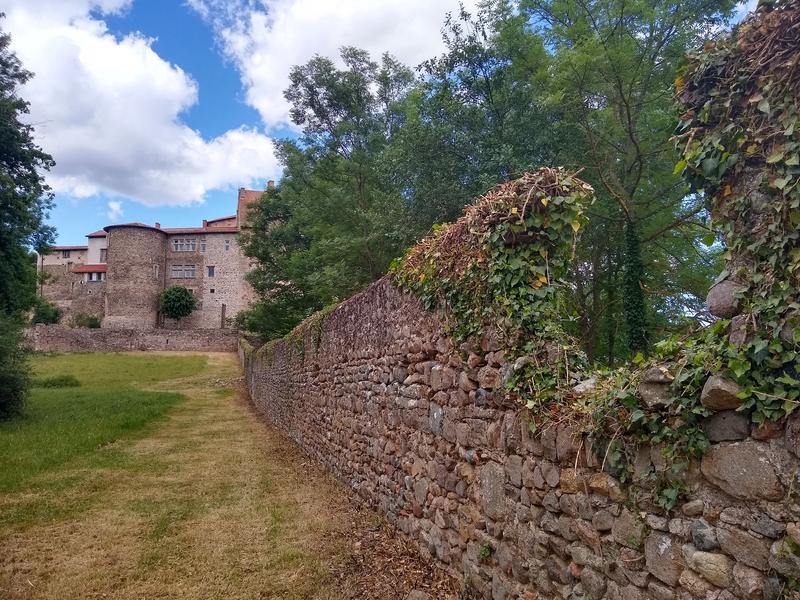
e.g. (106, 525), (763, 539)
(49, 2), (259, 240)
(7, 0), (757, 245)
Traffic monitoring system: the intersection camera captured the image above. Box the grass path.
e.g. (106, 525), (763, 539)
(0, 352), (456, 599)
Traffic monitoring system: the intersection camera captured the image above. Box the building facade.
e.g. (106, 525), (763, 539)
(39, 187), (263, 330)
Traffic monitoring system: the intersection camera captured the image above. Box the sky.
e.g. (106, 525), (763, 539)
(5, 0), (759, 245)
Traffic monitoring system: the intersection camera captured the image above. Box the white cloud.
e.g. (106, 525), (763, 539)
(187, 0), (480, 128)
(106, 200), (123, 221)
(4, 0), (279, 207)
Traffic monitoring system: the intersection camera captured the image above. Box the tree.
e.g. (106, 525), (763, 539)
(240, 48), (415, 337)
(515, 0), (735, 360)
(0, 16), (56, 418)
(159, 286), (197, 321)
(386, 3), (560, 229)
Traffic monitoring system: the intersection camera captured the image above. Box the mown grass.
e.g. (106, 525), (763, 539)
(0, 353), (206, 493)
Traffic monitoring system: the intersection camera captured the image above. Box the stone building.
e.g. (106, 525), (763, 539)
(39, 187), (264, 329)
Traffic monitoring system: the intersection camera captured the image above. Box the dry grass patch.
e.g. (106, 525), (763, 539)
(0, 352), (457, 599)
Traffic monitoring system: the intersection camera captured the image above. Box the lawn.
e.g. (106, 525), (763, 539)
(0, 352), (206, 493)
(0, 352), (455, 599)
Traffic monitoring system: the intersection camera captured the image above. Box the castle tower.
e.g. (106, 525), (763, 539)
(101, 224), (167, 330)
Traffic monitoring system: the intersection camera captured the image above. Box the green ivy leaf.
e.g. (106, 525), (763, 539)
(766, 149), (785, 163)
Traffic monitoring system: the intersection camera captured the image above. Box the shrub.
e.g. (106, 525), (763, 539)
(159, 286), (197, 321)
(0, 315), (29, 419)
(31, 298), (60, 325)
(32, 374), (80, 388)
(71, 313), (101, 328)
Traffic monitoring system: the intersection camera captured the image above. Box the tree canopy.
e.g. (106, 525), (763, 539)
(159, 286), (197, 321)
(240, 0), (740, 365)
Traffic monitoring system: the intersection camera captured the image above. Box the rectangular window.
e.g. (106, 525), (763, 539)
(200, 239), (206, 253)
(224, 239), (231, 251)
(87, 272), (105, 282)
(207, 265), (215, 277)
(99, 248), (108, 263)
(62, 250), (71, 259)
(170, 264), (196, 278)
(172, 238), (197, 252)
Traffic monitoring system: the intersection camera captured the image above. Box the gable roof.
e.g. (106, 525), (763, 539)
(206, 215), (237, 224)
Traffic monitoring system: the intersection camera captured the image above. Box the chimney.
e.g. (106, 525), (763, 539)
(155, 222), (161, 229)
(267, 180), (275, 190)
(202, 219), (208, 228)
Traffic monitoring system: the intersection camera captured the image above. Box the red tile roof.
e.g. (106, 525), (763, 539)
(72, 264), (107, 273)
(162, 226), (240, 234)
(49, 245), (88, 251)
(87, 229), (107, 238)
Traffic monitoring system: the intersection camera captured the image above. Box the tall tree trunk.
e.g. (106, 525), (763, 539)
(623, 219), (648, 354)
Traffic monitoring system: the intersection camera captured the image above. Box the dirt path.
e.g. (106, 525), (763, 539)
(0, 353), (457, 599)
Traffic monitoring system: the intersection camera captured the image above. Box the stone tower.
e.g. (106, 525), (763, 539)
(102, 224), (167, 330)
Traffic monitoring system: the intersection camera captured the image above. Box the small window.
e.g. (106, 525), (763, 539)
(62, 250), (71, 259)
(207, 265), (215, 278)
(99, 248), (108, 263)
(224, 239), (231, 251)
(170, 264), (196, 278)
(210, 288), (215, 294)
(154, 264), (159, 278)
(172, 238), (197, 252)
(200, 239), (206, 253)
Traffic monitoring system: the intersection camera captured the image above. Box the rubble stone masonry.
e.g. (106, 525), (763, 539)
(28, 324), (238, 352)
(241, 277), (800, 599)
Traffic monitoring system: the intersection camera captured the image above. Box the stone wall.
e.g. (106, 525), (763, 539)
(241, 276), (800, 600)
(27, 324), (238, 352)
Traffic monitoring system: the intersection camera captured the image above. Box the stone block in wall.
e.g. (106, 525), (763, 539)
(645, 532), (683, 586)
(478, 461), (506, 521)
(706, 280), (745, 318)
(769, 538), (800, 579)
(700, 375), (742, 411)
(702, 410), (750, 442)
(700, 440), (784, 500)
(717, 525), (770, 570)
(612, 509), (645, 549)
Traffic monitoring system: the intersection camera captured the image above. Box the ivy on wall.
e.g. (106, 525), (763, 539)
(391, 167), (595, 411)
(674, 0), (800, 423)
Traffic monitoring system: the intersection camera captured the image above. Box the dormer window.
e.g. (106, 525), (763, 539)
(172, 238), (196, 252)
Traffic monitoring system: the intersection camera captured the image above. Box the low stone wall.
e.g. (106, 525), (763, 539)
(242, 277), (800, 600)
(27, 324), (238, 352)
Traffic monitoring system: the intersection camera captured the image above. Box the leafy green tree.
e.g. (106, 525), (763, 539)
(0, 316), (28, 418)
(159, 286), (197, 321)
(0, 16), (56, 418)
(240, 48), (415, 337)
(31, 297), (60, 324)
(516, 0), (735, 360)
(387, 3), (559, 229)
